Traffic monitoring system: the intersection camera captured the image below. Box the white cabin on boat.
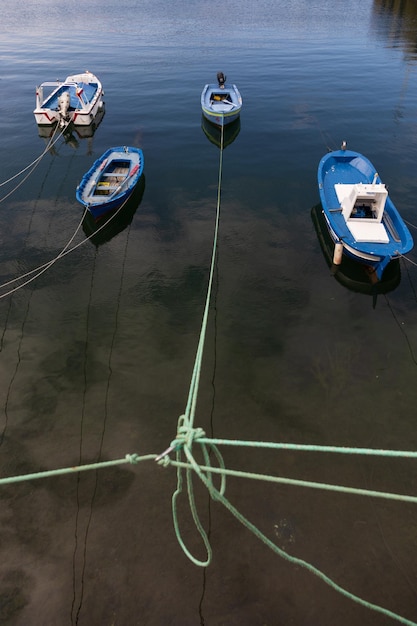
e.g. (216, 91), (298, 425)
(335, 181), (389, 243)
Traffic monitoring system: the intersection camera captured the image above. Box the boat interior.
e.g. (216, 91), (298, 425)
(43, 82), (98, 110)
(209, 91), (235, 107)
(94, 162), (130, 196)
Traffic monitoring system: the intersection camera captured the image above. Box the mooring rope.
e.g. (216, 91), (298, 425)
(0, 443), (416, 624)
(72, 200), (135, 626)
(0, 122), (70, 203)
(1, 438), (416, 623)
(0, 188), (135, 299)
(404, 218), (417, 231)
(182, 118), (224, 433)
(161, 439), (417, 626)
(0, 208), (89, 299)
(71, 246), (98, 626)
(0, 114), (416, 624)
(0, 120), (142, 300)
(398, 251), (417, 269)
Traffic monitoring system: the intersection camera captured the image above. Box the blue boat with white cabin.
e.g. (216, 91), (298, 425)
(317, 143), (413, 281)
(201, 72), (242, 127)
(76, 146), (144, 221)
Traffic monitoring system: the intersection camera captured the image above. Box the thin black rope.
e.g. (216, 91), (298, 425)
(71, 247), (98, 625)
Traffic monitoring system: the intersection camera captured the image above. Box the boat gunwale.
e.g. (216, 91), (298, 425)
(318, 149), (413, 258)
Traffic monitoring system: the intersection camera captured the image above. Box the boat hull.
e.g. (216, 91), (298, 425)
(201, 83), (242, 127)
(76, 146), (144, 220)
(311, 204), (401, 296)
(34, 71), (104, 127)
(317, 149), (413, 280)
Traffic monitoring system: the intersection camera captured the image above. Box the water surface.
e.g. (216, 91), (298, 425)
(1, 1), (417, 625)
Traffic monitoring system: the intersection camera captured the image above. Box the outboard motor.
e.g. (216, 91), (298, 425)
(217, 72), (226, 88)
(57, 91), (71, 127)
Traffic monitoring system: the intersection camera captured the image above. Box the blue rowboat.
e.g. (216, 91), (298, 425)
(317, 143), (413, 281)
(76, 146), (144, 221)
(201, 72), (242, 127)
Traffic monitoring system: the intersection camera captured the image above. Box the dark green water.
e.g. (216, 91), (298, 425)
(1, 1), (417, 624)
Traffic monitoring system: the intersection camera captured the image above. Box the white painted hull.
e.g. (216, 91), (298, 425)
(33, 71), (104, 127)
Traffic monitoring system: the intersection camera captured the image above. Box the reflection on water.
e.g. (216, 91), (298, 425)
(1, 1), (417, 625)
(373, 0), (417, 59)
(311, 204), (401, 302)
(201, 115), (241, 149)
(37, 106), (106, 155)
(82, 175), (146, 246)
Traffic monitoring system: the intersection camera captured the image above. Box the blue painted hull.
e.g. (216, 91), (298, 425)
(311, 204), (401, 297)
(317, 149), (413, 280)
(201, 82), (242, 127)
(76, 146), (144, 220)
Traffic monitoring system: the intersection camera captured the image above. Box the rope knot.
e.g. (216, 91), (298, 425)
(175, 424), (206, 449)
(125, 453), (140, 464)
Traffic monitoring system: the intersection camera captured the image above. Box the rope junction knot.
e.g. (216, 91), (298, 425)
(174, 418), (206, 449)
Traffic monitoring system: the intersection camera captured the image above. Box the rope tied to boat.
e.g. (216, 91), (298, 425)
(1, 109), (416, 622)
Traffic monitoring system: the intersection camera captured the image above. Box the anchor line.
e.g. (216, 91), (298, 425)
(0, 188), (135, 300)
(397, 251), (417, 269)
(0, 132), (70, 449)
(402, 255), (417, 304)
(72, 205), (134, 625)
(0, 122), (71, 203)
(198, 116), (224, 625)
(71, 247), (98, 626)
(311, 116), (338, 153)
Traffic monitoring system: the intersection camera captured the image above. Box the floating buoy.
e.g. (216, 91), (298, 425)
(332, 241), (343, 265)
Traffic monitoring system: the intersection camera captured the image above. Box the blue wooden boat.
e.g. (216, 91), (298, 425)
(317, 143), (413, 280)
(201, 72), (242, 127)
(76, 146), (144, 220)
